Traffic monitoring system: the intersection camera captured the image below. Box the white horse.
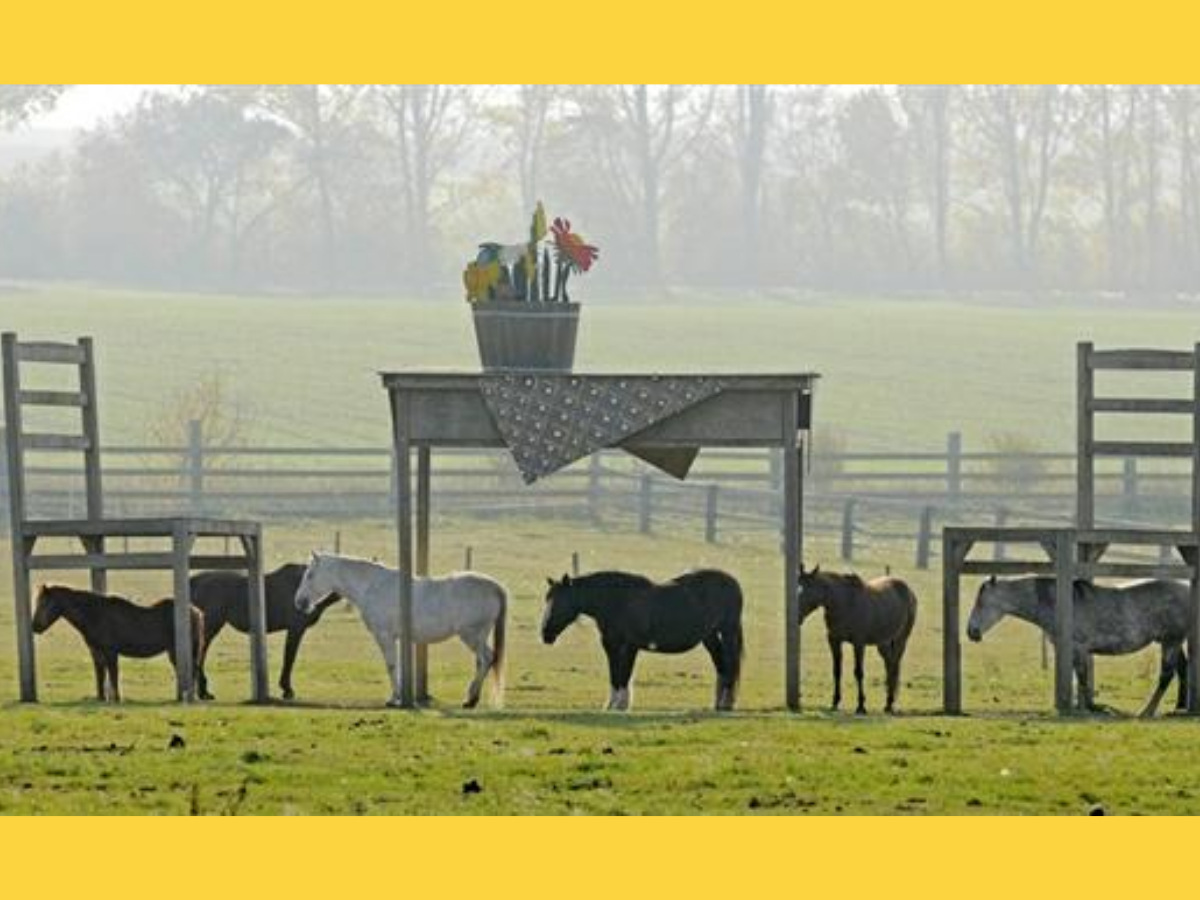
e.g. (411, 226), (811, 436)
(294, 552), (508, 708)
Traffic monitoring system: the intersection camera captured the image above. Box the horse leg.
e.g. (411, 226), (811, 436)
(196, 619), (224, 701)
(1074, 650), (1099, 712)
(279, 624), (306, 701)
(603, 640), (636, 711)
(829, 637), (843, 711)
(107, 654), (121, 703)
(1175, 647), (1189, 711)
(852, 644), (867, 715)
(369, 631), (403, 707)
(1140, 643), (1178, 718)
(702, 635), (728, 710)
(88, 646), (107, 701)
(460, 627), (494, 709)
(879, 642), (901, 714)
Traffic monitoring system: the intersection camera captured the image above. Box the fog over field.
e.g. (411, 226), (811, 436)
(3, 85), (1200, 298)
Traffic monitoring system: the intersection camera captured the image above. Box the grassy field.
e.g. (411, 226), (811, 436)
(3, 286), (1200, 814)
(3, 517), (1199, 814)
(3, 286), (1200, 450)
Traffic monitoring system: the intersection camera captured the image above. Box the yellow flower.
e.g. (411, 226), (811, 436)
(531, 201), (547, 243)
(463, 260), (501, 302)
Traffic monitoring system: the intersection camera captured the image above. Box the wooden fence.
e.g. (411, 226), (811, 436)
(2, 426), (1196, 569)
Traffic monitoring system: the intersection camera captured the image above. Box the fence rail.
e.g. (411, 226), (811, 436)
(2, 426), (1196, 570)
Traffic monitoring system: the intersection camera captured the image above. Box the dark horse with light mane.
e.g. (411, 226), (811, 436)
(191, 564), (340, 701)
(798, 565), (918, 714)
(541, 569), (744, 711)
(32, 584), (205, 702)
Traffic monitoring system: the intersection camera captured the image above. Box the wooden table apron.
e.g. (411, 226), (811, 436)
(381, 373), (817, 710)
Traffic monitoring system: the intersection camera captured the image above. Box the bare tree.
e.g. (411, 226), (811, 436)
(0, 85), (68, 130)
(900, 85), (955, 283)
(253, 85), (363, 290)
(731, 86), (772, 285)
(376, 85), (473, 288)
(966, 85), (1078, 285)
(581, 85), (715, 285)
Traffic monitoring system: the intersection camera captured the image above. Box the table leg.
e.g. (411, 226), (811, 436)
(416, 445), (431, 704)
(172, 526), (195, 703)
(391, 391), (415, 709)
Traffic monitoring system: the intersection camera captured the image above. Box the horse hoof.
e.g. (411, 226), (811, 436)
(385, 698), (404, 709)
(462, 698), (480, 710)
(281, 689), (295, 701)
(855, 707), (867, 716)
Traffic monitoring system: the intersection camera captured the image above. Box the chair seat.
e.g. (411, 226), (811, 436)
(22, 516), (260, 539)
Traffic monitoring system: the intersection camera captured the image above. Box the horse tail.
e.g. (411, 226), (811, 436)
(724, 575), (745, 699)
(489, 583), (507, 705)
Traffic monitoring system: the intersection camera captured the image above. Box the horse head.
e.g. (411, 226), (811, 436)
(796, 563), (826, 620)
(31, 584), (63, 634)
(541, 573), (581, 645)
(966, 575), (1003, 642)
(294, 551), (331, 615)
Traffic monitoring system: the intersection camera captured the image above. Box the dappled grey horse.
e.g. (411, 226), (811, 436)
(967, 575), (1192, 716)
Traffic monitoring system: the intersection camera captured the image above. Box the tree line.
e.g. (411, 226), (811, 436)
(2, 84), (1199, 297)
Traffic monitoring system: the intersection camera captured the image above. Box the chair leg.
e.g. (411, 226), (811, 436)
(12, 535), (36, 702)
(172, 528), (195, 703)
(242, 531), (269, 704)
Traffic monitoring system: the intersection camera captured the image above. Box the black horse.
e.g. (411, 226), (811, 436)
(191, 564), (340, 701)
(541, 569), (744, 711)
(32, 584), (205, 702)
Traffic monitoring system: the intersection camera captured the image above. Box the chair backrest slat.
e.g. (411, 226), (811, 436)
(1, 333), (103, 528)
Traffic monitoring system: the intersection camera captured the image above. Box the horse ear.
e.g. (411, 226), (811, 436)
(988, 574), (997, 586)
(812, 564), (821, 576)
(562, 573), (571, 586)
(546, 577), (555, 589)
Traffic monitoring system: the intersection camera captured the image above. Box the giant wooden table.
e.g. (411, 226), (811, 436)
(381, 372), (817, 710)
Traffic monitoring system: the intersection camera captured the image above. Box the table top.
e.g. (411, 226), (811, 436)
(380, 370), (819, 390)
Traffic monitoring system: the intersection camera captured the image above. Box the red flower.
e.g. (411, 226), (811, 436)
(551, 217), (599, 274)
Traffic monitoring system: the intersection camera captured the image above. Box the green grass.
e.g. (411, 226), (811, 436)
(2, 517), (1199, 814)
(4, 286), (1200, 813)
(4, 286), (1200, 450)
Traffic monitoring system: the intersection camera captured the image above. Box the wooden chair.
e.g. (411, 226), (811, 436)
(1, 333), (268, 703)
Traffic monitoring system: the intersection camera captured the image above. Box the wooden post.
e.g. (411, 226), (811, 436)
(915, 506), (933, 569)
(464, 545), (474, 570)
(2, 333), (36, 702)
(1193, 344), (1200, 541)
(391, 391), (415, 708)
(187, 419), (203, 515)
(1121, 458), (1138, 514)
(243, 529), (269, 703)
(415, 446), (431, 704)
(1077, 343), (1095, 528)
(1053, 530), (1076, 715)
(1184, 546), (1200, 714)
(946, 431), (962, 502)
(840, 499), (856, 561)
(79, 338), (106, 594)
(942, 533), (963, 714)
(993, 507), (1008, 561)
(704, 484), (719, 544)
(172, 525), (195, 703)
(638, 474), (652, 534)
(0, 426), (8, 539)
(783, 399), (801, 711)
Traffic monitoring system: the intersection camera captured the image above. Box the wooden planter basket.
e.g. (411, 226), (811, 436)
(471, 301), (580, 372)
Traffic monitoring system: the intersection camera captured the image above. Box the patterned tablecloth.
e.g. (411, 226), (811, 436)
(479, 374), (726, 483)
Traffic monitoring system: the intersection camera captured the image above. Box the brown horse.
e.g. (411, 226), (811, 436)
(31, 584), (205, 702)
(797, 565), (918, 714)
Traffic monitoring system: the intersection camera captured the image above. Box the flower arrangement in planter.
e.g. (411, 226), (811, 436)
(464, 203), (600, 371)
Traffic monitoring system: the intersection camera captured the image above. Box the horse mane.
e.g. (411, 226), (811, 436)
(569, 571), (655, 591)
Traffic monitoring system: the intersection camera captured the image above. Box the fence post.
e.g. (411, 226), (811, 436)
(1122, 457), (1138, 514)
(946, 431), (962, 502)
(993, 507), (1008, 561)
(639, 474), (653, 534)
(588, 453), (603, 523)
(0, 426), (8, 538)
(187, 419), (204, 515)
(840, 499), (856, 561)
(464, 545), (474, 569)
(915, 505), (934, 569)
(705, 484), (719, 544)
